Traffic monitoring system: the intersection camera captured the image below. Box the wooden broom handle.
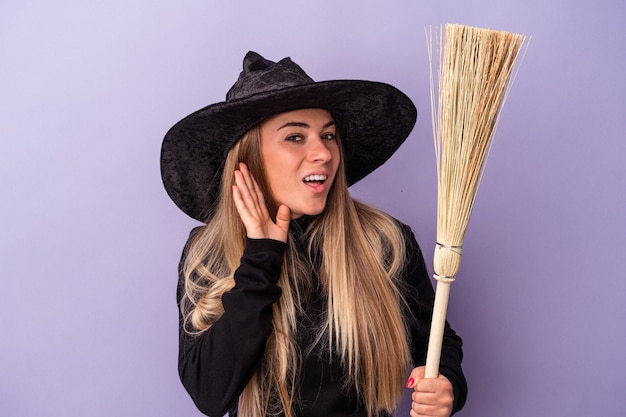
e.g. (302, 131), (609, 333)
(424, 280), (451, 378)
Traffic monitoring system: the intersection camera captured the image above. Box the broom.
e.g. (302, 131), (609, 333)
(424, 24), (526, 379)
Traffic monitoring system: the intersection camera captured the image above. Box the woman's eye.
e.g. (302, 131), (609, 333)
(286, 135), (302, 142)
(322, 133), (336, 141)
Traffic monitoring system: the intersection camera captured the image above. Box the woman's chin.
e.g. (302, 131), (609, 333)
(289, 204), (327, 219)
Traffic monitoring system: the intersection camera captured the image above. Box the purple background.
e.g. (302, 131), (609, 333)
(1, 1), (625, 416)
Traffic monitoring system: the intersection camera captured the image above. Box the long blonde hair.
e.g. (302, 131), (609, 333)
(181, 125), (412, 417)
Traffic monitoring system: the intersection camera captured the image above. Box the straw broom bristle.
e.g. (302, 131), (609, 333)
(424, 24), (526, 378)
(429, 24), (526, 280)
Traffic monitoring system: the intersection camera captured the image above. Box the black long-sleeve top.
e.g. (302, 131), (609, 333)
(177, 219), (467, 416)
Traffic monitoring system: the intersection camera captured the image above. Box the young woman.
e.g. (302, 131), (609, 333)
(161, 51), (467, 417)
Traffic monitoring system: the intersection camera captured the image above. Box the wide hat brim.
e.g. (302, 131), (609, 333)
(161, 79), (416, 222)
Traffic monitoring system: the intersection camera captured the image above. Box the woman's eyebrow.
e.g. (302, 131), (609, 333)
(277, 122), (309, 131)
(277, 120), (335, 131)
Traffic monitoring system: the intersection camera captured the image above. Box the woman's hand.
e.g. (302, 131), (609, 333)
(406, 366), (454, 417)
(232, 162), (290, 242)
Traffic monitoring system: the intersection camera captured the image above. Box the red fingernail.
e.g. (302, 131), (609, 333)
(405, 377), (415, 388)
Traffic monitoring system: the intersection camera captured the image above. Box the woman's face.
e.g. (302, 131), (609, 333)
(260, 108), (340, 219)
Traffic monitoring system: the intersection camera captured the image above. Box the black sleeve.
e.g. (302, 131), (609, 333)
(176, 229), (285, 417)
(400, 224), (468, 414)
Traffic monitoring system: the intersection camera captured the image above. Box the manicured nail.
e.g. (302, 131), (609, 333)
(405, 377), (415, 388)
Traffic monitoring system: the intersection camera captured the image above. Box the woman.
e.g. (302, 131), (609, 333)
(161, 51), (467, 417)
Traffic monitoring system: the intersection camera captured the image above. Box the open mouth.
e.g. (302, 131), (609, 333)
(303, 174), (328, 185)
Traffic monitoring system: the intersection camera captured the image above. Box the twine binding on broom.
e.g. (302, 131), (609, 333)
(433, 243), (462, 283)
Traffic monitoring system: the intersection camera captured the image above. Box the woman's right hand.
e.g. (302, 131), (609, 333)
(232, 162), (291, 242)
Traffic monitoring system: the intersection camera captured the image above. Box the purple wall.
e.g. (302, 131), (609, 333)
(1, 1), (624, 416)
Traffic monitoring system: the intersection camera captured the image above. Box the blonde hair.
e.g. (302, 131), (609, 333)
(181, 126), (412, 417)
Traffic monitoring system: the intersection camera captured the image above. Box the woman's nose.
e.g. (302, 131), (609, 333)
(308, 137), (332, 162)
